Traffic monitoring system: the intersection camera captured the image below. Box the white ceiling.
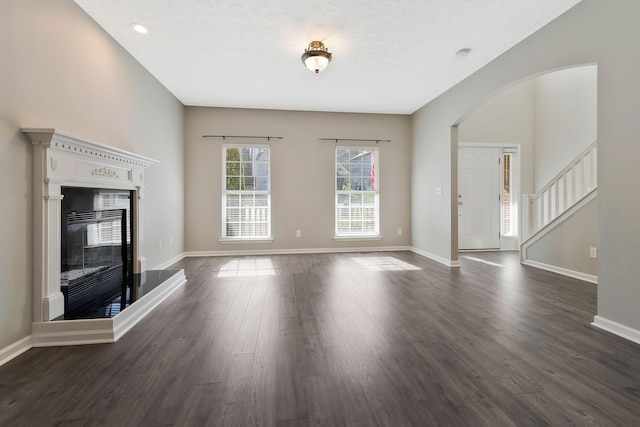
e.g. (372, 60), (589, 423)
(73, 0), (581, 114)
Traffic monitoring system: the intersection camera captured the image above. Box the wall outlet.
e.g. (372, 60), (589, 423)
(296, 230), (302, 238)
(158, 239), (163, 249)
(169, 237), (173, 246)
(397, 228), (402, 236)
(590, 247), (598, 258)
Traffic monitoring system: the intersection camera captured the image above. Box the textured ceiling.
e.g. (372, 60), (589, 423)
(73, 0), (582, 114)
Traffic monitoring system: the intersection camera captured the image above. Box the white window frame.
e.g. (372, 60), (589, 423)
(220, 143), (272, 243)
(334, 146), (380, 239)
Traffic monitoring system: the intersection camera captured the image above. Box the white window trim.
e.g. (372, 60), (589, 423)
(221, 143), (272, 241)
(334, 145), (380, 238)
(218, 238), (273, 244)
(333, 235), (382, 242)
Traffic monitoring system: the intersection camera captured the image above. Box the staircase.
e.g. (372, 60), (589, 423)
(521, 140), (598, 261)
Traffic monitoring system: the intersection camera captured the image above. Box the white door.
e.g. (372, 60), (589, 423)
(458, 146), (501, 250)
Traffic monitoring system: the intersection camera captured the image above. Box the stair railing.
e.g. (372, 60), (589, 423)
(522, 140), (598, 241)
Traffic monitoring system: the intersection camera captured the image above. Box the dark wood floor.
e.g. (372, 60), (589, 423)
(2, 251), (640, 426)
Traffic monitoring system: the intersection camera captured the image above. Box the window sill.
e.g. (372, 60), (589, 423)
(219, 238), (273, 244)
(333, 235), (382, 242)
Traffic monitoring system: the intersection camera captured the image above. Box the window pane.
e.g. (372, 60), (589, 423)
(255, 222), (269, 236)
(227, 194), (239, 207)
(226, 223), (239, 237)
(240, 195), (254, 207)
(226, 162), (240, 177)
(226, 148), (240, 161)
(243, 177), (255, 190)
(255, 177), (269, 191)
(226, 177), (240, 191)
(337, 178), (347, 191)
(226, 208), (239, 222)
(337, 207), (350, 220)
(363, 193), (375, 204)
(362, 177), (373, 191)
(337, 162), (349, 176)
(255, 194), (268, 207)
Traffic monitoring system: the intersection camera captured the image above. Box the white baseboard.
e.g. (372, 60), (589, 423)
(32, 319), (117, 347)
(522, 259), (597, 284)
(0, 335), (33, 367)
(184, 246), (411, 258)
(152, 252), (187, 270)
(410, 247), (461, 268)
(592, 316), (640, 345)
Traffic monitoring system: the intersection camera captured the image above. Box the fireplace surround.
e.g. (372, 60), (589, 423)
(23, 128), (186, 346)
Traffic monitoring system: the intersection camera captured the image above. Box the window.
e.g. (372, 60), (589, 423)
(222, 145), (271, 239)
(335, 147), (379, 236)
(502, 152), (513, 237)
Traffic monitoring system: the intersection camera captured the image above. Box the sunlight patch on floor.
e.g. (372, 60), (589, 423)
(351, 256), (421, 271)
(461, 256), (505, 268)
(217, 258), (277, 277)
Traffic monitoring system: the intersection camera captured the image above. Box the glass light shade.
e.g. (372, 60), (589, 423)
(301, 41), (332, 73)
(304, 55), (330, 73)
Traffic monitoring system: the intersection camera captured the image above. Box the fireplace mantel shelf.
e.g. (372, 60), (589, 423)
(22, 128), (158, 168)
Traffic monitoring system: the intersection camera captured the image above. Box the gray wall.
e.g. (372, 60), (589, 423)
(0, 0), (185, 349)
(533, 65), (597, 192)
(184, 107), (411, 252)
(527, 197), (598, 276)
(411, 0), (640, 332)
(458, 79), (535, 195)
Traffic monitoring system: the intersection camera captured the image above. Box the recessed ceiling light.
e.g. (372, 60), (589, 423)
(455, 48), (471, 58)
(130, 23), (150, 34)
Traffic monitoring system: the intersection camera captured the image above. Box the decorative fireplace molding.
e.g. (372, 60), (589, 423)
(22, 128), (158, 322)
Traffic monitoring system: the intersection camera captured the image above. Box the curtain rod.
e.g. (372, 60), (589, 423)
(202, 135), (283, 141)
(319, 138), (391, 143)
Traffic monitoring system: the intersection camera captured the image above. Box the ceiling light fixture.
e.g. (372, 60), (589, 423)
(130, 23), (150, 34)
(301, 41), (332, 73)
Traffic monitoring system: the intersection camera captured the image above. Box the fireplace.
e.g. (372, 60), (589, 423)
(61, 188), (133, 318)
(22, 128), (186, 346)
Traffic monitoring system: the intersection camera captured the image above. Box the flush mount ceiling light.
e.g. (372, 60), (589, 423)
(301, 41), (332, 73)
(130, 23), (150, 34)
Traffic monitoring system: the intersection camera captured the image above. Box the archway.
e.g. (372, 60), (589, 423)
(452, 65), (598, 282)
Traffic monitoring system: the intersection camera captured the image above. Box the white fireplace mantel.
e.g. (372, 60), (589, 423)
(22, 128), (158, 322)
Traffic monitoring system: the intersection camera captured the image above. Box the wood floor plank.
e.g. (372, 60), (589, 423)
(2, 251), (640, 426)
